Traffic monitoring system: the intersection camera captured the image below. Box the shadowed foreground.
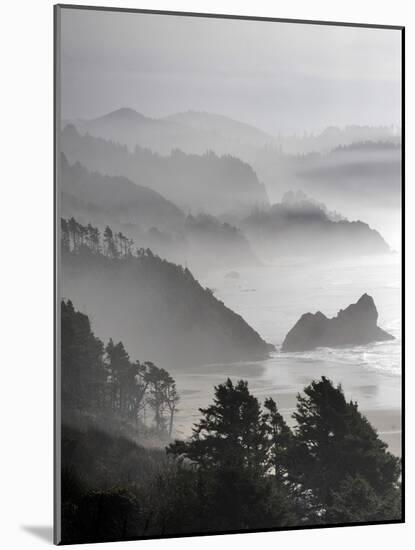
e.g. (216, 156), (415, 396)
(59, 304), (401, 544)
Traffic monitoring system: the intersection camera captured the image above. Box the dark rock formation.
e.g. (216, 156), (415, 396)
(281, 294), (394, 352)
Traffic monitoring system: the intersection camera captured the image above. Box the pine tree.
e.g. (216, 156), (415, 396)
(105, 340), (131, 413)
(169, 379), (269, 473)
(61, 300), (105, 410)
(167, 378), (297, 530)
(288, 376), (401, 521)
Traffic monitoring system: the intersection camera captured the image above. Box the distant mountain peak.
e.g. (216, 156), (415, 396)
(93, 107), (149, 122)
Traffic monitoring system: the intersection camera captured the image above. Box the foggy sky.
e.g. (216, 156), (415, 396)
(59, 7), (402, 135)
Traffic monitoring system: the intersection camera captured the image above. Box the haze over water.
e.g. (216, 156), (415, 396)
(174, 254), (401, 455)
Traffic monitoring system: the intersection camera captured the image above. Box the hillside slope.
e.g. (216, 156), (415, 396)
(241, 191), (390, 258)
(61, 124), (269, 216)
(61, 152), (185, 231)
(61, 221), (273, 367)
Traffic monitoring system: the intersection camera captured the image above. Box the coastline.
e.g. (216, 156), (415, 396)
(174, 351), (402, 457)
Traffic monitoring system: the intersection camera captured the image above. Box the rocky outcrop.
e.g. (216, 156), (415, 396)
(281, 294), (394, 352)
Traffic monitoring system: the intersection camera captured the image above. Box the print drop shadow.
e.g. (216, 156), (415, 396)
(21, 525), (53, 543)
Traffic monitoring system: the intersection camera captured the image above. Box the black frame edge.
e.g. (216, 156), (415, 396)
(53, 3), (62, 546)
(400, 25), (405, 524)
(54, 3), (404, 30)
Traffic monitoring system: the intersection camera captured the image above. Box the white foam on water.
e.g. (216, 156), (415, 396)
(175, 255), (402, 449)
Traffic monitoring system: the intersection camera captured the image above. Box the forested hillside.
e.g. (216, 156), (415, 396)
(241, 191), (390, 258)
(60, 307), (401, 543)
(61, 124), (269, 216)
(61, 218), (273, 367)
(61, 155), (259, 273)
(60, 152), (185, 232)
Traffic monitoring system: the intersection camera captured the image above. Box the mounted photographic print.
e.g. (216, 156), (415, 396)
(54, 4), (404, 545)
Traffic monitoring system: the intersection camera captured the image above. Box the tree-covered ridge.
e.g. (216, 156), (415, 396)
(60, 152), (185, 232)
(242, 190), (390, 258)
(168, 376), (401, 526)
(61, 218), (273, 366)
(61, 124), (269, 216)
(61, 217), (135, 258)
(61, 154), (259, 272)
(67, 107), (400, 158)
(332, 140), (401, 153)
(61, 318), (402, 544)
(62, 299), (179, 438)
(67, 107), (273, 156)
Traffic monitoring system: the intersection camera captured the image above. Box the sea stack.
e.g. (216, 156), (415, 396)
(281, 294), (394, 352)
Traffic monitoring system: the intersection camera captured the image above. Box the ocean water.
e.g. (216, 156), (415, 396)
(173, 254), (402, 454)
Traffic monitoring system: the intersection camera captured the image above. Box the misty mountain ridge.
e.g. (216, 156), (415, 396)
(241, 190), (390, 259)
(253, 143), (401, 252)
(94, 106), (149, 122)
(60, 154), (259, 273)
(61, 124), (269, 217)
(64, 109), (401, 251)
(332, 141), (401, 154)
(65, 109), (401, 250)
(255, 139), (401, 208)
(65, 107), (187, 153)
(66, 107), (400, 157)
(278, 190), (345, 221)
(298, 140), (401, 186)
(61, 149), (390, 265)
(64, 107), (274, 156)
(60, 152), (185, 232)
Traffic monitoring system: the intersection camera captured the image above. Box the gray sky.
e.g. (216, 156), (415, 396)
(59, 8), (402, 135)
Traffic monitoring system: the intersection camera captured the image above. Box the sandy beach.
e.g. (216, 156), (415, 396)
(174, 350), (402, 456)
